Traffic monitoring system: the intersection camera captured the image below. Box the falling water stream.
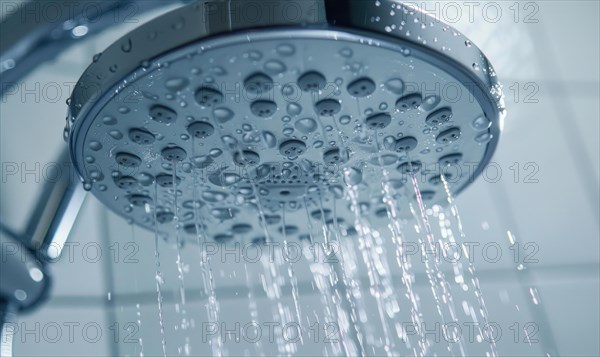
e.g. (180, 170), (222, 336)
(243, 259), (265, 357)
(191, 138), (223, 357)
(212, 120), (293, 356)
(374, 162), (427, 355)
(171, 163), (190, 356)
(152, 182), (168, 357)
(132, 76), (506, 357)
(141, 155), (506, 356)
(301, 200), (350, 357)
(130, 224), (145, 357)
(281, 208), (304, 343)
(441, 175), (498, 357)
(410, 172), (467, 357)
(137, 125), (509, 357)
(346, 183), (396, 355)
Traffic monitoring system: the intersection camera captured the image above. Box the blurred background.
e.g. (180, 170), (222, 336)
(1, 1), (598, 356)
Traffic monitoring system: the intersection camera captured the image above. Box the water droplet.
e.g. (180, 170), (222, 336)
(384, 78), (404, 94)
(295, 117), (318, 134)
(242, 132), (259, 143)
(474, 132), (493, 144)
(202, 191), (229, 203)
(213, 173), (241, 186)
(339, 48), (353, 58)
(121, 38), (132, 53)
(239, 187), (253, 196)
(329, 185), (344, 198)
(165, 77), (189, 91)
(142, 91), (158, 101)
(264, 60), (286, 74)
(529, 287), (540, 305)
(210, 66), (227, 76)
(119, 107), (130, 114)
(242, 50), (260, 62)
(221, 135), (237, 148)
(281, 84), (296, 97)
(102, 116), (117, 125)
(343, 167), (363, 186)
(262, 131), (277, 148)
(471, 115), (491, 131)
(209, 148), (222, 157)
(89, 141), (102, 151)
(276, 43), (295, 56)
(282, 127), (294, 136)
(213, 108), (234, 123)
(192, 155), (213, 169)
(287, 103), (302, 116)
(421, 95), (441, 111)
(137, 172), (154, 186)
(313, 140), (324, 148)
(109, 130), (123, 140)
(339, 115), (351, 125)
(370, 154), (398, 166)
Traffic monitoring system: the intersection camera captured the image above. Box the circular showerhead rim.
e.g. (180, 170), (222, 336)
(65, 0), (505, 234)
(68, 25), (502, 193)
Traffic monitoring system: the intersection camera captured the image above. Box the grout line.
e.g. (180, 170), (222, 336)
(45, 262), (600, 308)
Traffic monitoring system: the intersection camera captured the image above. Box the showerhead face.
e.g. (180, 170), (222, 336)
(66, 0), (504, 243)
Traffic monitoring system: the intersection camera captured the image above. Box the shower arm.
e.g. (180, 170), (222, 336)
(0, 149), (74, 332)
(0, 1), (186, 341)
(0, 0), (179, 97)
(1, 0), (198, 251)
(0, 232), (51, 357)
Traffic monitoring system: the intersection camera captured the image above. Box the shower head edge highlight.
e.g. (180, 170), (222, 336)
(65, 0), (505, 240)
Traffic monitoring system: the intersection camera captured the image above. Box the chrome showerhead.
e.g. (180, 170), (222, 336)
(65, 0), (504, 243)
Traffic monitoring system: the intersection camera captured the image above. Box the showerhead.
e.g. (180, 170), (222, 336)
(65, 0), (504, 243)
